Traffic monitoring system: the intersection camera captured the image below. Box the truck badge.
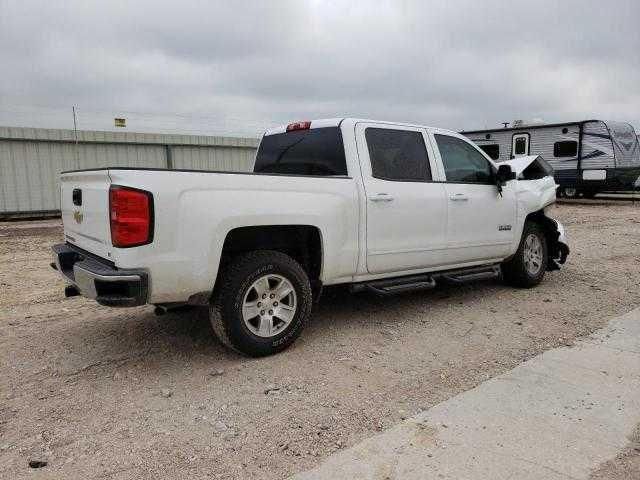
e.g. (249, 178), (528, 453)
(498, 225), (512, 231)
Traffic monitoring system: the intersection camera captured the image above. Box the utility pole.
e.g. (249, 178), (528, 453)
(72, 106), (80, 167)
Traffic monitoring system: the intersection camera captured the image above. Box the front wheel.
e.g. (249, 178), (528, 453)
(502, 222), (548, 288)
(209, 250), (312, 357)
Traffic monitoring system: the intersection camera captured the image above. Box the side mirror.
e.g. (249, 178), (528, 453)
(496, 164), (516, 185)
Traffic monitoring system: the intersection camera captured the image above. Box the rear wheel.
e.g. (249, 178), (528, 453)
(502, 222), (548, 288)
(209, 250), (312, 357)
(561, 186), (578, 198)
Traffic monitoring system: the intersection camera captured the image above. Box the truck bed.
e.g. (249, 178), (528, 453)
(60, 168), (359, 303)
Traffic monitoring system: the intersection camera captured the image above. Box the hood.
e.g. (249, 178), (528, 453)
(504, 155), (557, 213)
(502, 155), (553, 178)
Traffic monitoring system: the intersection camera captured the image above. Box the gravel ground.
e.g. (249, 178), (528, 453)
(1, 202), (640, 479)
(590, 425), (640, 479)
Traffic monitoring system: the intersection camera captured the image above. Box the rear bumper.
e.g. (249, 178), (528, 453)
(51, 243), (149, 307)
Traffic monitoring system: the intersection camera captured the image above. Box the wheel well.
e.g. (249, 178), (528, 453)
(525, 210), (561, 259)
(219, 225), (323, 281)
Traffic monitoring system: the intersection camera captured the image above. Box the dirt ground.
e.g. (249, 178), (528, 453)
(590, 425), (640, 480)
(1, 201), (640, 479)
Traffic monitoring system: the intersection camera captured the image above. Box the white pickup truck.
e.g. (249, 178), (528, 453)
(52, 118), (569, 356)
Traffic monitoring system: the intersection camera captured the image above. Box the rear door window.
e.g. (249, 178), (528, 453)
(254, 127), (347, 176)
(365, 128), (431, 181)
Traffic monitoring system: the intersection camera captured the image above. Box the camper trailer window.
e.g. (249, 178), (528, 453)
(479, 144), (500, 160)
(365, 128), (432, 181)
(514, 137), (527, 155)
(434, 134), (493, 184)
(553, 140), (578, 158)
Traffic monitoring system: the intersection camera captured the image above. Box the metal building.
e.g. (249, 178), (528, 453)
(0, 126), (259, 218)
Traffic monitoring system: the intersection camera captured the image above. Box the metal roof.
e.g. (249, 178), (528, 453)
(461, 120), (600, 135)
(0, 125), (260, 148)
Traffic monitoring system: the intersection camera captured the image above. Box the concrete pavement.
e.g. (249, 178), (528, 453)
(291, 308), (640, 479)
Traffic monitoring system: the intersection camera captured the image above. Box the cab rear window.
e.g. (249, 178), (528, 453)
(254, 127), (348, 176)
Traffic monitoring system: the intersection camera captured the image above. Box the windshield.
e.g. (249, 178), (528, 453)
(254, 127), (347, 176)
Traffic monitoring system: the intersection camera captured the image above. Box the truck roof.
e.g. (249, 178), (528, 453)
(264, 118), (345, 135)
(263, 118), (460, 136)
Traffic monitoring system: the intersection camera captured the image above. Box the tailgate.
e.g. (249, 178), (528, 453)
(60, 170), (112, 259)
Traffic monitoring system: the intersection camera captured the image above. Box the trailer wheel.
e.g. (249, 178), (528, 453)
(561, 187), (578, 199)
(502, 222), (548, 288)
(209, 250), (312, 357)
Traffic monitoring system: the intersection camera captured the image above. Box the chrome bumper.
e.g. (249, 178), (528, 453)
(51, 243), (148, 307)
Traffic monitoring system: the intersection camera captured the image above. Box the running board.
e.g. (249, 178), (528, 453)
(357, 274), (437, 296)
(440, 265), (501, 284)
(352, 264), (501, 296)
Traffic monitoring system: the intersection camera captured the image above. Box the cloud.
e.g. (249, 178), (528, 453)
(1, 0), (638, 136)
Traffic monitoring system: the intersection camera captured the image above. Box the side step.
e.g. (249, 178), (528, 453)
(355, 273), (437, 296)
(440, 264), (501, 284)
(353, 264), (501, 296)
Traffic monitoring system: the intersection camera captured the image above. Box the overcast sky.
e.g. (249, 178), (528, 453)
(1, 0), (639, 137)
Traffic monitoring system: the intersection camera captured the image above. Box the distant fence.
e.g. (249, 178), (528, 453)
(0, 126), (259, 218)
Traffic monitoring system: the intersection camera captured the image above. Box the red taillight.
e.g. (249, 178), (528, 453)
(109, 186), (153, 248)
(286, 120), (311, 132)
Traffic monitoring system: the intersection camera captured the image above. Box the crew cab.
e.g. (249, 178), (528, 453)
(52, 118), (569, 356)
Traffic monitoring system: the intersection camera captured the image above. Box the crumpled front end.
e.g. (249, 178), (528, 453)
(543, 214), (570, 270)
(505, 155), (559, 215)
(504, 155), (570, 269)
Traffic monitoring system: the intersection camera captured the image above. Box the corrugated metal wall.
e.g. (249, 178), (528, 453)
(0, 126), (259, 217)
(172, 145), (256, 171)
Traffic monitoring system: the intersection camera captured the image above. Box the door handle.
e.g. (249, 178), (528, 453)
(369, 193), (394, 202)
(449, 194), (469, 202)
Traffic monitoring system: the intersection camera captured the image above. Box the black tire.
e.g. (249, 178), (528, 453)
(209, 250), (312, 357)
(502, 222), (548, 288)
(561, 187), (578, 199)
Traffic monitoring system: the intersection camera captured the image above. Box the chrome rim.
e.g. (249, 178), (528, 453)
(242, 274), (297, 338)
(523, 233), (543, 276)
(563, 187), (577, 198)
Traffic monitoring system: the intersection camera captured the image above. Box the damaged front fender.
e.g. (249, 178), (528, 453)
(517, 210), (569, 270)
(505, 155), (558, 213)
(503, 155), (570, 269)
(542, 213), (570, 270)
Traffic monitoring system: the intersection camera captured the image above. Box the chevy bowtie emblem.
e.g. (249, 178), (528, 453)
(73, 210), (83, 224)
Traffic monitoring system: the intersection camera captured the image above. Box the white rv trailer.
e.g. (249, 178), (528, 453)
(462, 120), (640, 197)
